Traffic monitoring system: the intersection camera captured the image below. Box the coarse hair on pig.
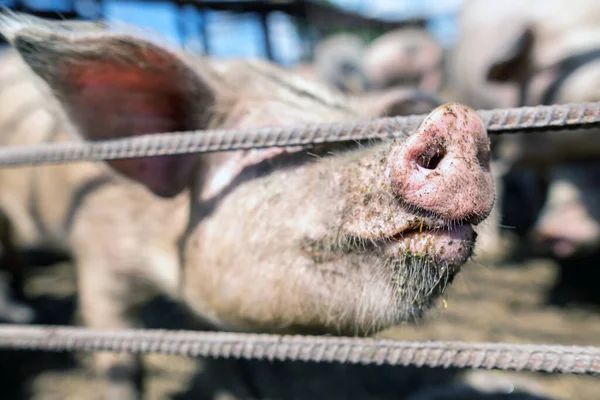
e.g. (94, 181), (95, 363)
(0, 11), (494, 399)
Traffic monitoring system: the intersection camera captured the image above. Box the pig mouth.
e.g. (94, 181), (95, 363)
(305, 220), (476, 269)
(378, 222), (476, 270)
(301, 220), (476, 322)
(371, 222), (475, 318)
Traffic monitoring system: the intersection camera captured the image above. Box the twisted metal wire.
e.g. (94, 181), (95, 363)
(0, 102), (597, 168)
(0, 324), (598, 375)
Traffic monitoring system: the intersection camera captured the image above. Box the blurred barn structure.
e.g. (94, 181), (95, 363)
(0, 0), (462, 64)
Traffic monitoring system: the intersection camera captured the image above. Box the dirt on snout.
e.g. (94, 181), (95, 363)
(0, 257), (599, 400)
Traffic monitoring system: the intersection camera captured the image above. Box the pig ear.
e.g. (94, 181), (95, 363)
(487, 27), (535, 83)
(4, 23), (216, 198)
(361, 88), (445, 117)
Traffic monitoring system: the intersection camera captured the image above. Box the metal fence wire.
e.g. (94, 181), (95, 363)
(0, 325), (598, 375)
(0, 102), (597, 168)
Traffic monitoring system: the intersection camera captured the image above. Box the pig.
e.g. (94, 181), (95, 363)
(533, 165), (600, 308)
(310, 33), (369, 94)
(485, 0), (600, 166)
(447, 0), (537, 263)
(531, 162), (600, 259)
(484, 0), (600, 260)
(0, 47), (36, 324)
(349, 87), (445, 119)
(464, 0), (600, 306)
(363, 28), (444, 93)
(449, 0), (532, 110)
(451, 0), (600, 108)
(0, 12), (494, 399)
(295, 30), (445, 101)
(451, 0), (600, 264)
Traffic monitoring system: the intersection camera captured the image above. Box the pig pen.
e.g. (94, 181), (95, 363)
(0, 255), (598, 400)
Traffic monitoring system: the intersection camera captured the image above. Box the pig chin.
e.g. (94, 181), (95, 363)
(366, 225), (474, 312)
(369, 226), (475, 325)
(303, 222), (476, 331)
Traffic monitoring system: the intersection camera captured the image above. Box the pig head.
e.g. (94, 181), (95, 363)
(0, 12), (494, 399)
(485, 1), (600, 259)
(450, 0), (600, 263)
(363, 28), (444, 93)
(350, 87), (445, 117)
(312, 33), (369, 94)
(452, 0), (600, 110)
(486, 0), (600, 163)
(448, 0), (532, 110)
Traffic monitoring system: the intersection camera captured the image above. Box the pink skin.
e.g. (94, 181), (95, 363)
(390, 105), (492, 220)
(535, 200), (600, 258)
(343, 103), (494, 269)
(203, 104), (490, 275)
(420, 69), (443, 93)
(527, 163), (600, 259)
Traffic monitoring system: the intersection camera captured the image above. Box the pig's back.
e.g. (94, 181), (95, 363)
(0, 48), (108, 250)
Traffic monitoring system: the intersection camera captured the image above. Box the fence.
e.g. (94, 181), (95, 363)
(0, 101), (599, 376)
(0, 102), (596, 167)
(0, 0), (426, 63)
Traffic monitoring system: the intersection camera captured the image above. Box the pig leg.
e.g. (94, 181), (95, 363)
(77, 250), (155, 400)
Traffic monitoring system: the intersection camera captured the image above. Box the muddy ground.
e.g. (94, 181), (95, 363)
(0, 255), (599, 400)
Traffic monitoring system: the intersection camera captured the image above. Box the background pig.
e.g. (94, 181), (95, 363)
(450, 0), (600, 308)
(304, 32), (369, 94)
(531, 162), (600, 259)
(449, 0), (531, 110)
(450, 0), (600, 108)
(363, 27), (444, 93)
(349, 87), (445, 117)
(485, 0), (600, 170)
(0, 12), (494, 400)
(484, 0), (600, 260)
(447, 0), (540, 263)
(450, 0), (600, 266)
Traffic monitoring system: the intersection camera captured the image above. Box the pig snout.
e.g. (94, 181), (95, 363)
(530, 165), (600, 258)
(388, 103), (494, 224)
(344, 103), (494, 274)
(533, 199), (600, 258)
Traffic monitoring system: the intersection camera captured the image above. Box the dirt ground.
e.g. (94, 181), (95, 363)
(0, 255), (599, 400)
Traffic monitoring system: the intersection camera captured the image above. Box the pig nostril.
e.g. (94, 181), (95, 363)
(416, 149), (445, 170)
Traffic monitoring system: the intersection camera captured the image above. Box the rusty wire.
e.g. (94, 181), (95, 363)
(0, 102), (597, 168)
(0, 324), (598, 375)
